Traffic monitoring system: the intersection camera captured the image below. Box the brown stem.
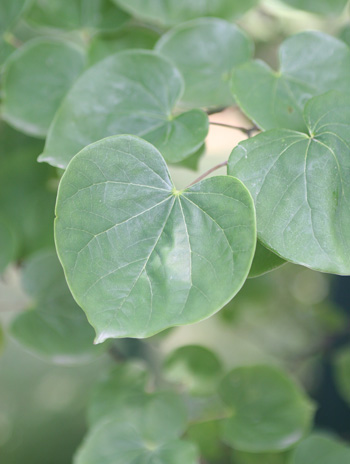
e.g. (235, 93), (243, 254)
(186, 161), (228, 188)
(210, 121), (258, 137)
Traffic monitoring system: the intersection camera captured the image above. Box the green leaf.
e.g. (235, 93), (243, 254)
(0, 39), (15, 69)
(333, 346), (350, 406)
(233, 449), (288, 464)
(231, 32), (350, 131)
(219, 365), (314, 452)
(55, 135), (256, 341)
(88, 26), (159, 65)
(170, 144), (205, 172)
(2, 38), (86, 137)
(249, 241), (286, 278)
(88, 362), (149, 426)
(0, 122), (56, 257)
(0, 217), (17, 273)
(163, 345), (223, 395)
(40, 50), (209, 168)
(228, 91), (350, 275)
(75, 392), (198, 464)
(280, 0), (348, 15)
(187, 420), (224, 462)
(27, 0), (130, 32)
(289, 434), (350, 464)
(113, 0), (259, 26)
(0, 0), (32, 35)
(339, 24), (350, 48)
(155, 18), (253, 108)
(11, 250), (106, 363)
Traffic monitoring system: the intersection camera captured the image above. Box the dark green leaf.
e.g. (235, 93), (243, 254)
(289, 434), (350, 464)
(2, 38), (86, 137)
(156, 18), (253, 108)
(113, 0), (259, 26)
(170, 144), (205, 171)
(231, 32), (350, 131)
(280, 0), (348, 15)
(219, 365), (314, 452)
(40, 50), (209, 168)
(228, 91), (350, 275)
(55, 135), (256, 340)
(11, 250), (106, 363)
(249, 241), (286, 278)
(163, 345), (223, 395)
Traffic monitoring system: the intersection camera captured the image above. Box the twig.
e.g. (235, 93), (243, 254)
(186, 161), (228, 188)
(210, 121), (259, 137)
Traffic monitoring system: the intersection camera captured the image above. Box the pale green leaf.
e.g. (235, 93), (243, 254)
(163, 345), (223, 395)
(88, 26), (159, 65)
(333, 346), (350, 406)
(0, 217), (17, 273)
(0, 0), (32, 35)
(113, 0), (258, 26)
(11, 250), (106, 363)
(280, 0), (348, 15)
(155, 18), (253, 108)
(2, 38), (86, 137)
(27, 0), (130, 31)
(228, 91), (350, 275)
(219, 365), (314, 452)
(289, 434), (350, 464)
(40, 50), (209, 168)
(249, 241), (286, 278)
(55, 135), (256, 341)
(231, 32), (350, 131)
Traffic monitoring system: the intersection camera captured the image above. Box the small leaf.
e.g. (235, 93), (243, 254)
(113, 0), (259, 26)
(333, 346), (350, 407)
(163, 345), (223, 395)
(55, 135), (256, 340)
(228, 91), (350, 275)
(219, 365), (314, 452)
(156, 18), (253, 108)
(289, 434), (350, 464)
(2, 38), (86, 137)
(249, 241), (285, 278)
(231, 32), (350, 131)
(27, 0), (130, 32)
(0, 217), (17, 273)
(279, 0), (348, 15)
(40, 50), (209, 168)
(88, 25), (159, 65)
(11, 250), (106, 363)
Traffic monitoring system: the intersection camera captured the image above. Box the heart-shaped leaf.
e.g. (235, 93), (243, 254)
(228, 91), (350, 275)
(40, 50), (209, 168)
(280, 0), (348, 15)
(27, 0), (130, 31)
(289, 434), (350, 464)
(113, 0), (259, 26)
(55, 135), (256, 341)
(2, 38), (86, 137)
(11, 250), (106, 363)
(219, 365), (314, 452)
(155, 18), (253, 108)
(231, 32), (350, 131)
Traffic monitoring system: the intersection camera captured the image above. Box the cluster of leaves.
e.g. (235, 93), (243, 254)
(1, 0), (350, 462)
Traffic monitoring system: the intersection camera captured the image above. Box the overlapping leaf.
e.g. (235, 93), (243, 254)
(280, 0), (348, 15)
(249, 241), (285, 278)
(113, 0), (259, 26)
(156, 18), (253, 108)
(40, 50), (209, 168)
(231, 32), (350, 131)
(11, 250), (106, 363)
(0, 0), (32, 35)
(2, 38), (86, 137)
(289, 434), (350, 464)
(228, 91), (350, 275)
(219, 365), (314, 452)
(55, 135), (256, 340)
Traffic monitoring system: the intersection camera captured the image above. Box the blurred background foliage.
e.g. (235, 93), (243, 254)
(1, 0), (350, 463)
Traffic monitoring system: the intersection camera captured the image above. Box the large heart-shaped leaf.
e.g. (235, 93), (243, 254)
(289, 434), (350, 464)
(113, 0), (259, 26)
(231, 32), (350, 131)
(55, 135), (256, 341)
(280, 0), (348, 15)
(155, 18), (253, 108)
(40, 50), (209, 168)
(219, 365), (314, 452)
(27, 0), (129, 31)
(2, 38), (86, 137)
(228, 91), (350, 275)
(11, 250), (106, 363)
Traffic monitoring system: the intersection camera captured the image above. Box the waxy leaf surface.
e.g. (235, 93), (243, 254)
(156, 18), (253, 108)
(41, 50), (208, 168)
(231, 32), (350, 131)
(219, 365), (314, 452)
(55, 135), (256, 340)
(228, 91), (350, 275)
(3, 38), (86, 137)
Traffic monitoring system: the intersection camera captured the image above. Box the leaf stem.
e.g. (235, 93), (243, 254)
(186, 161), (228, 188)
(210, 121), (258, 137)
